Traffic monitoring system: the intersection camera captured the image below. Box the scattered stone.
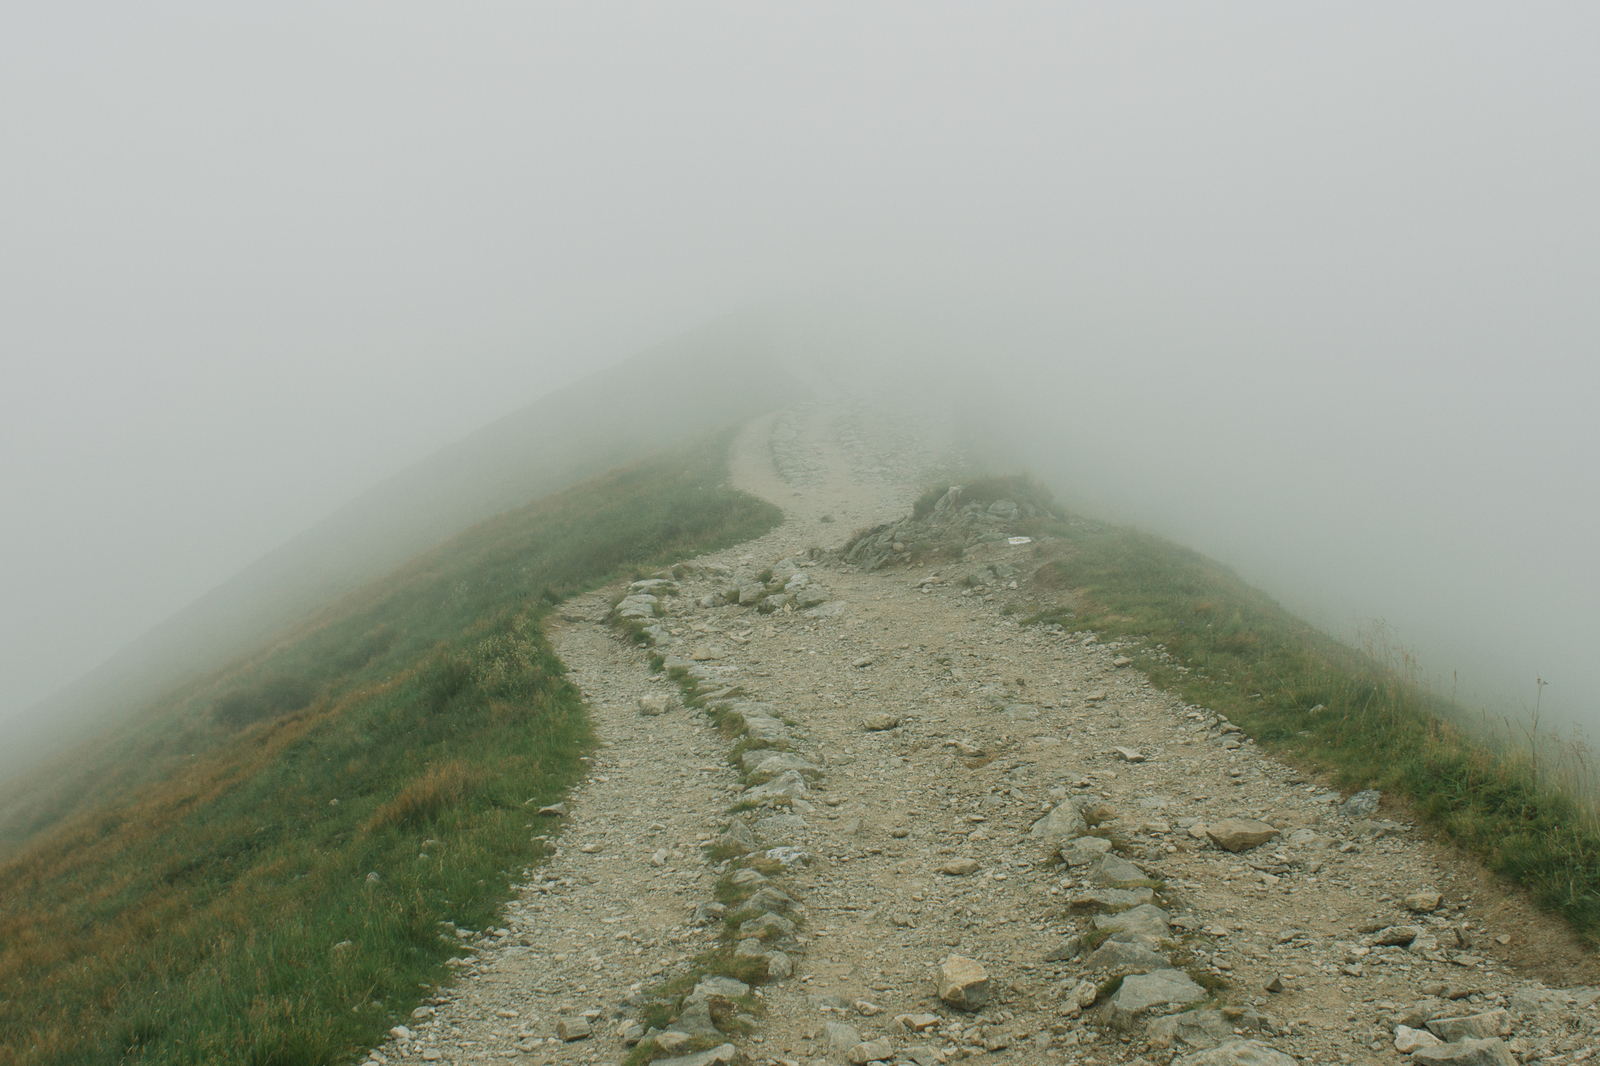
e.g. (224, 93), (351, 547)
(894, 1013), (941, 1033)
(862, 713), (901, 731)
(1205, 817), (1280, 852)
(1264, 975), (1285, 993)
(639, 694), (674, 716)
(1113, 655), (1133, 667)
(555, 1017), (591, 1041)
(940, 858), (981, 876)
(1370, 925), (1422, 946)
(851, 656), (874, 668)
(537, 802), (568, 817)
(848, 1038), (894, 1064)
(1113, 746), (1145, 762)
(936, 955), (991, 1010)
(1405, 890), (1445, 913)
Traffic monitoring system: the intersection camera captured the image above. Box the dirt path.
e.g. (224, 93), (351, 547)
(365, 406), (1597, 1066)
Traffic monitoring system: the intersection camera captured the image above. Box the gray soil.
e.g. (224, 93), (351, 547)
(366, 403), (1599, 1066)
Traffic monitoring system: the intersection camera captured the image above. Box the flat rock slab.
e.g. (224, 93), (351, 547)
(1173, 1040), (1299, 1066)
(654, 1044), (742, 1066)
(1092, 903), (1171, 939)
(1426, 1009), (1509, 1042)
(1060, 835), (1114, 866)
(1205, 817), (1280, 852)
(1089, 853), (1148, 886)
(1070, 886), (1156, 911)
(1087, 939), (1170, 973)
(1109, 969), (1205, 1022)
(1410, 1039), (1518, 1066)
(1147, 1010), (1232, 1050)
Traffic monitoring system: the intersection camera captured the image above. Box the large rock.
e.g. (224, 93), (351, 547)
(1410, 1039), (1517, 1066)
(1092, 903), (1171, 939)
(1426, 1010), (1510, 1042)
(1086, 939), (1170, 973)
(936, 955), (991, 1011)
(1029, 802), (1088, 846)
(1173, 1040), (1298, 1066)
(1108, 969), (1205, 1023)
(1205, 818), (1280, 852)
(1146, 1010), (1232, 1050)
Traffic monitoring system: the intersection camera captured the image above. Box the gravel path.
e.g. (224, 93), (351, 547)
(365, 403), (1598, 1066)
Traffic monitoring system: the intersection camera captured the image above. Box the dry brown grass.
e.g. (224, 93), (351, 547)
(368, 759), (479, 831)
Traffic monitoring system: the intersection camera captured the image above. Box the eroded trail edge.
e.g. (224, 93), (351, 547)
(369, 403), (1596, 1066)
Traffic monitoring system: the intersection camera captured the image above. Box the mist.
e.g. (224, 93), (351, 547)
(3, 4), (1597, 761)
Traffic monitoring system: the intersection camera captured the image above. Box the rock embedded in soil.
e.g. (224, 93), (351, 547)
(1410, 1039), (1518, 1066)
(1028, 800), (1087, 846)
(1172, 1040), (1299, 1066)
(1205, 817), (1280, 852)
(1108, 968), (1206, 1023)
(936, 955), (991, 1010)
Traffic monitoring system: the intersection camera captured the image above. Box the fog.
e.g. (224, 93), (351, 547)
(3, 4), (1597, 759)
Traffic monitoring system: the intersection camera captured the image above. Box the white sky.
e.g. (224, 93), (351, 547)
(2, 4), (1596, 732)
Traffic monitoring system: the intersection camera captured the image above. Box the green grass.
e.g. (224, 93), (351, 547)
(0, 431), (781, 1066)
(1002, 487), (1600, 942)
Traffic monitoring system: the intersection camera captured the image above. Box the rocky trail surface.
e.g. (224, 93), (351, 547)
(367, 403), (1599, 1066)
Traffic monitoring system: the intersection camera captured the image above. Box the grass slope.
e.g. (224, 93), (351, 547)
(957, 476), (1600, 942)
(0, 432), (781, 1066)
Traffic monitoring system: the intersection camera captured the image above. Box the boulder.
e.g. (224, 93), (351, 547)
(936, 955), (990, 1011)
(639, 694), (674, 716)
(1205, 817), (1280, 852)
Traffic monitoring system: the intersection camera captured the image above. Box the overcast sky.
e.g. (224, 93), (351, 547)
(3, 4), (1596, 734)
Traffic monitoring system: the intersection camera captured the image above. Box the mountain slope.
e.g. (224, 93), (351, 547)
(4, 314), (802, 781)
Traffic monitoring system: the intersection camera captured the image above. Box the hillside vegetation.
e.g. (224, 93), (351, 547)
(0, 433), (781, 1066)
(943, 476), (1600, 942)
